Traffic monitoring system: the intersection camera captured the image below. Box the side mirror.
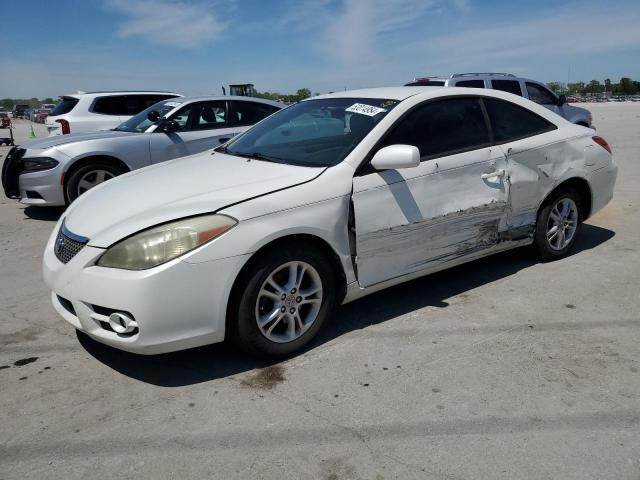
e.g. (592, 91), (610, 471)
(557, 94), (566, 106)
(147, 110), (161, 123)
(371, 145), (420, 171)
(164, 120), (179, 133)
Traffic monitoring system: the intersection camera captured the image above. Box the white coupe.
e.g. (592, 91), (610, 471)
(43, 87), (618, 357)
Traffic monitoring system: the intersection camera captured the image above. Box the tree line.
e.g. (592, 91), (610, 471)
(255, 88), (313, 103)
(546, 77), (639, 96)
(0, 97), (57, 109)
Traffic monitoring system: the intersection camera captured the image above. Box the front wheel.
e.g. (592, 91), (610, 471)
(65, 162), (123, 204)
(233, 245), (336, 358)
(534, 188), (582, 261)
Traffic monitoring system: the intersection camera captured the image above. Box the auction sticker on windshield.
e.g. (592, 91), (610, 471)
(345, 103), (387, 116)
(164, 101), (182, 107)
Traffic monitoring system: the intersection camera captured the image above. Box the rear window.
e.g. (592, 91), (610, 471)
(50, 97), (79, 116)
(483, 98), (556, 143)
(491, 80), (523, 96)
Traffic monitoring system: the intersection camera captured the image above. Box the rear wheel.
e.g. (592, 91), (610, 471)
(65, 162), (124, 204)
(534, 188), (582, 261)
(233, 245), (336, 358)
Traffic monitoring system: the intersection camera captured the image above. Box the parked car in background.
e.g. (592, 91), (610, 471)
(405, 73), (594, 127)
(34, 109), (50, 123)
(41, 87), (617, 356)
(0, 112), (11, 128)
(12, 104), (30, 119)
(2, 96), (281, 206)
(24, 107), (36, 121)
(45, 91), (181, 136)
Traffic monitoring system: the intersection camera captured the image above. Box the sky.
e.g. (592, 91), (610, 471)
(2, 0), (640, 98)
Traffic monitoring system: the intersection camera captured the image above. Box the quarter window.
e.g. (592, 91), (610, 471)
(491, 80), (523, 96)
(483, 98), (556, 143)
(456, 80), (485, 88)
(381, 97), (490, 159)
(525, 82), (557, 105)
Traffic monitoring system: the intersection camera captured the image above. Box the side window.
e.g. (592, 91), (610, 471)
(491, 80), (523, 97)
(456, 80), (484, 88)
(229, 102), (280, 127)
(381, 97), (490, 159)
(195, 101), (226, 130)
(525, 82), (557, 105)
(483, 98), (556, 143)
(92, 96), (126, 115)
(168, 101), (227, 131)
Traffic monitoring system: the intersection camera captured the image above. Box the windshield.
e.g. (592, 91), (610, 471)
(222, 97), (399, 167)
(114, 99), (183, 133)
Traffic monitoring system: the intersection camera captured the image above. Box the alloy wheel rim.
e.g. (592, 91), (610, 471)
(77, 169), (115, 195)
(255, 261), (323, 343)
(546, 198), (578, 250)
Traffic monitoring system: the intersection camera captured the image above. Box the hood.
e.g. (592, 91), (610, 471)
(564, 104), (591, 116)
(22, 130), (138, 151)
(64, 152), (325, 247)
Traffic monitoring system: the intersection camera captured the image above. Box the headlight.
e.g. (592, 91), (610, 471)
(22, 157), (59, 172)
(97, 214), (237, 270)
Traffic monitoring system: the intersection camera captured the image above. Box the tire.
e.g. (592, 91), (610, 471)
(534, 187), (582, 261)
(233, 244), (336, 358)
(65, 162), (124, 204)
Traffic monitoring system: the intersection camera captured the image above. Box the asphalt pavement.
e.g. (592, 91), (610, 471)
(1, 107), (639, 479)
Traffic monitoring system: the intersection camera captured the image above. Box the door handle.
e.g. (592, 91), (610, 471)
(218, 137), (230, 143)
(481, 169), (505, 180)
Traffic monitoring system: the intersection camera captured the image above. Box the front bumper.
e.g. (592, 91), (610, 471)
(18, 167), (66, 206)
(1, 146), (66, 205)
(43, 230), (250, 354)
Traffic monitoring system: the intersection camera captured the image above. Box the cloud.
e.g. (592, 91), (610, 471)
(308, 0), (469, 89)
(418, 8), (640, 66)
(108, 0), (225, 48)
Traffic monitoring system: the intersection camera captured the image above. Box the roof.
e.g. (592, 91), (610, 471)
(164, 95), (282, 107)
(79, 90), (180, 95)
(60, 91), (181, 98)
(312, 87), (437, 101)
(303, 87), (571, 124)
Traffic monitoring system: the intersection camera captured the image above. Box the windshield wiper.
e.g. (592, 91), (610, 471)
(228, 151), (285, 163)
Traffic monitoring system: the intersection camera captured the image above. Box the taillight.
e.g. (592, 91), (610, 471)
(56, 119), (70, 134)
(592, 136), (611, 154)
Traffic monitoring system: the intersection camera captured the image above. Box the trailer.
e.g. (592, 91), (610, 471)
(0, 116), (14, 146)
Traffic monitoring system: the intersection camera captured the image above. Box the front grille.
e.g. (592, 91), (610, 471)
(54, 223), (89, 264)
(1, 147), (26, 198)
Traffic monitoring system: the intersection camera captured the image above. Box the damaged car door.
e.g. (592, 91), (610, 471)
(352, 97), (510, 287)
(482, 97), (560, 233)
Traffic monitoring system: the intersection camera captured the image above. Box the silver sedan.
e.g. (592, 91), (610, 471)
(1, 96), (281, 206)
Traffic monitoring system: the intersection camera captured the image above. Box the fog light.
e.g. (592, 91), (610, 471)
(108, 312), (138, 334)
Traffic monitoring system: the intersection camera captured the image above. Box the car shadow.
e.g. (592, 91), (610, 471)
(78, 223), (615, 387)
(23, 206), (65, 221)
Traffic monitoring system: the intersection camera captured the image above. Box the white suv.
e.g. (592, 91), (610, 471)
(405, 73), (593, 127)
(45, 91), (181, 136)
